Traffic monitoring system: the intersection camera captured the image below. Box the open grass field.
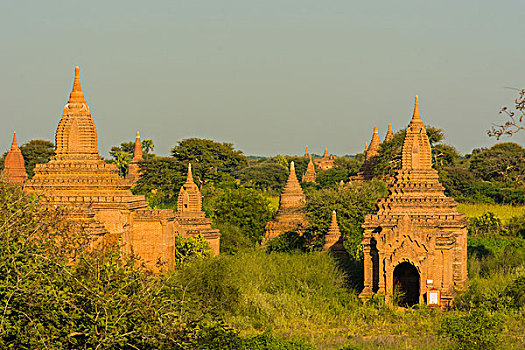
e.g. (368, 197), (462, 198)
(457, 203), (525, 221)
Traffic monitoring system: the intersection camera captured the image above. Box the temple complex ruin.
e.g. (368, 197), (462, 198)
(1, 132), (28, 185)
(314, 147), (336, 170)
(359, 96), (468, 308)
(22, 67), (220, 270)
(264, 161), (306, 242)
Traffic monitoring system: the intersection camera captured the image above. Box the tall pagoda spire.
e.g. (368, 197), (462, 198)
(323, 147), (329, 158)
(304, 145), (310, 158)
(2, 132), (28, 185)
(177, 163), (202, 213)
(132, 131), (143, 162)
(55, 66), (98, 157)
(402, 95), (432, 170)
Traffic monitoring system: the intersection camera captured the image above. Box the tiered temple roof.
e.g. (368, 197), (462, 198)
(322, 210), (347, 258)
(23, 67), (221, 270)
(264, 161), (306, 242)
(174, 164), (221, 255)
(360, 96), (468, 307)
(302, 156), (316, 183)
(2, 132), (28, 185)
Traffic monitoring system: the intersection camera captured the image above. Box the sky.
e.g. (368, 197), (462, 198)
(1, 0), (524, 157)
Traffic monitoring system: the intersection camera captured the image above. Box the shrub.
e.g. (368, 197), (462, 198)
(173, 233), (211, 268)
(504, 275), (525, 310)
(440, 310), (503, 350)
(467, 212), (504, 238)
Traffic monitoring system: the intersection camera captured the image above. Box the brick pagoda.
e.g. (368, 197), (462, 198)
(384, 123), (394, 142)
(2, 132), (28, 185)
(352, 126), (382, 183)
(264, 161), (306, 242)
(127, 131), (143, 184)
(322, 210), (347, 259)
(302, 156), (316, 183)
(359, 96), (468, 307)
(174, 164), (221, 256)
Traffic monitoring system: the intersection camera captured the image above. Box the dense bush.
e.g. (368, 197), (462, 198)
(440, 310), (503, 350)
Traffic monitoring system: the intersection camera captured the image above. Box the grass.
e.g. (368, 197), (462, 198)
(457, 203), (525, 221)
(176, 249), (525, 349)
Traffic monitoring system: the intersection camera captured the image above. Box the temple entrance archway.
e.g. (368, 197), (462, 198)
(393, 262), (420, 307)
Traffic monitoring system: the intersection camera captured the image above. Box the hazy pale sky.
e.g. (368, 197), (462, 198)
(1, 0), (524, 157)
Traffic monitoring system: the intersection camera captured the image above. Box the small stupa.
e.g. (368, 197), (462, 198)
(384, 123), (394, 142)
(174, 164), (221, 256)
(304, 145), (310, 158)
(264, 161), (306, 242)
(2, 132), (28, 185)
(352, 126), (382, 183)
(302, 156), (316, 183)
(322, 211), (347, 258)
(360, 96), (468, 307)
(127, 131), (143, 184)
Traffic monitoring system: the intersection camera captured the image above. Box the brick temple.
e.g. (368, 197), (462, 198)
(359, 96), (468, 307)
(302, 156), (316, 183)
(264, 161), (306, 242)
(351, 126), (382, 184)
(321, 210), (347, 259)
(22, 67), (220, 271)
(314, 147), (335, 170)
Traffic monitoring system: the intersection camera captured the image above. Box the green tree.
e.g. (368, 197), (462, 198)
(133, 157), (188, 206)
(205, 187), (274, 245)
(432, 144), (460, 168)
(304, 180), (388, 259)
(171, 138), (247, 183)
(469, 142), (525, 184)
(235, 161), (288, 192)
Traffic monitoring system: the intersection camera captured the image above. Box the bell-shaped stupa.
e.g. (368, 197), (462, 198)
(2, 132), (29, 185)
(264, 161), (306, 242)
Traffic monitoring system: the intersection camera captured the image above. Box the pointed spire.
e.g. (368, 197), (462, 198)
(186, 163), (194, 184)
(385, 123), (394, 142)
(366, 126), (382, 160)
(304, 145), (310, 158)
(411, 95), (423, 124)
(10, 132), (18, 150)
(364, 142), (368, 153)
(132, 131), (143, 162)
(68, 66), (86, 104)
(323, 147), (329, 158)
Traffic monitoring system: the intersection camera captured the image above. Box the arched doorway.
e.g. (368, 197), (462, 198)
(393, 262), (420, 307)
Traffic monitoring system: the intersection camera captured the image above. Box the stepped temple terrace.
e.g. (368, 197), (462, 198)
(21, 67), (220, 271)
(264, 161), (306, 242)
(359, 96), (468, 308)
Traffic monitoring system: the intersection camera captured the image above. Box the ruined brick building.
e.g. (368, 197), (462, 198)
(359, 96), (468, 307)
(13, 67), (220, 271)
